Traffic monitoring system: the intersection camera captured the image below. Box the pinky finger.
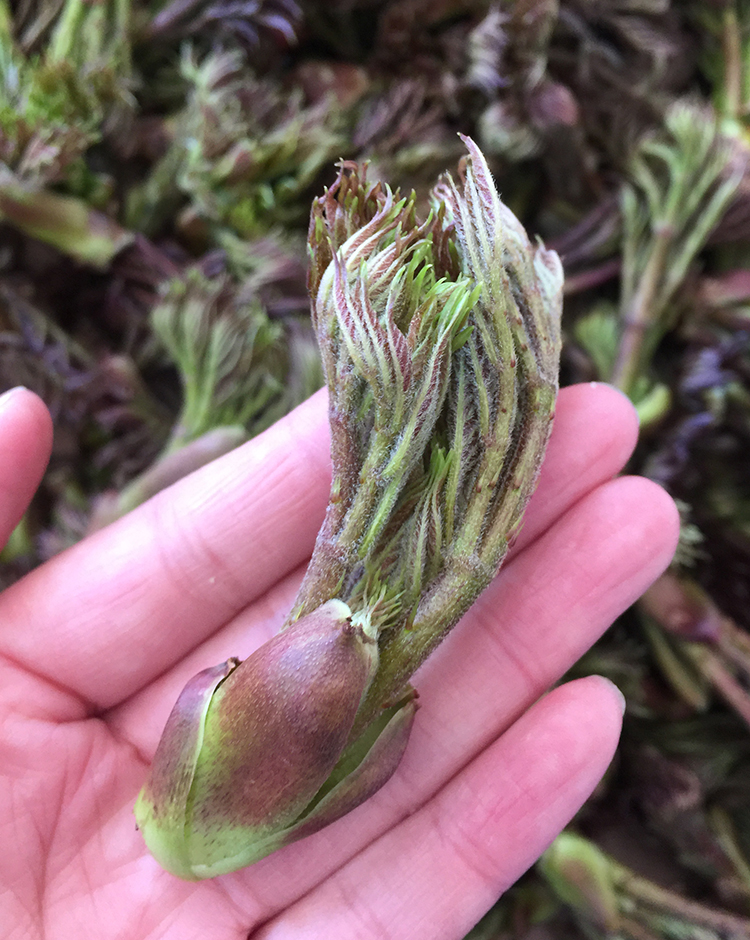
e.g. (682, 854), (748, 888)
(0, 387), (53, 549)
(255, 676), (625, 940)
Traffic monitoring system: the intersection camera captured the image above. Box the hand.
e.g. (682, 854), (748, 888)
(0, 383), (677, 940)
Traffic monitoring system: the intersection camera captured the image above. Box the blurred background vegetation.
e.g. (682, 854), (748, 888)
(2, 0), (750, 936)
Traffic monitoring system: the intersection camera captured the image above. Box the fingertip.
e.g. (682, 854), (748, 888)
(518, 384), (642, 554)
(646, 473), (681, 550)
(615, 474), (680, 575)
(0, 387), (54, 470)
(0, 385), (25, 413)
(557, 382), (640, 467)
(579, 674), (626, 767)
(594, 675), (627, 716)
(588, 380), (641, 436)
(0, 386), (53, 446)
(542, 675), (625, 778)
(0, 386), (32, 419)
(0, 387), (53, 546)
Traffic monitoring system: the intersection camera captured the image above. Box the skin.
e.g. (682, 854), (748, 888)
(0, 382), (678, 940)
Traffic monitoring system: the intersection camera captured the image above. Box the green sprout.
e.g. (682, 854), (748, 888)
(135, 138), (564, 879)
(611, 101), (742, 401)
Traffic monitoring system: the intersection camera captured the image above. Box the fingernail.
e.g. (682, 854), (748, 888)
(596, 676), (626, 715)
(0, 386), (27, 412)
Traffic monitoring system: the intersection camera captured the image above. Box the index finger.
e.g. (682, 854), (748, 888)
(0, 390), (331, 710)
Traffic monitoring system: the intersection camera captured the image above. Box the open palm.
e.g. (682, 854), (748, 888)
(1, 383), (677, 940)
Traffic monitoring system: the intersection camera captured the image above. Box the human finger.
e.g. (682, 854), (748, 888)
(507, 381), (638, 557)
(251, 676), (624, 940)
(108, 383), (641, 742)
(0, 383), (637, 712)
(118, 475), (675, 925)
(0, 389), (331, 709)
(0, 387), (53, 548)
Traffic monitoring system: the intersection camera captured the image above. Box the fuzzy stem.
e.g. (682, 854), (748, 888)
(611, 225), (672, 395)
(614, 862), (750, 935)
(687, 644), (750, 731)
(723, 4), (743, 122)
